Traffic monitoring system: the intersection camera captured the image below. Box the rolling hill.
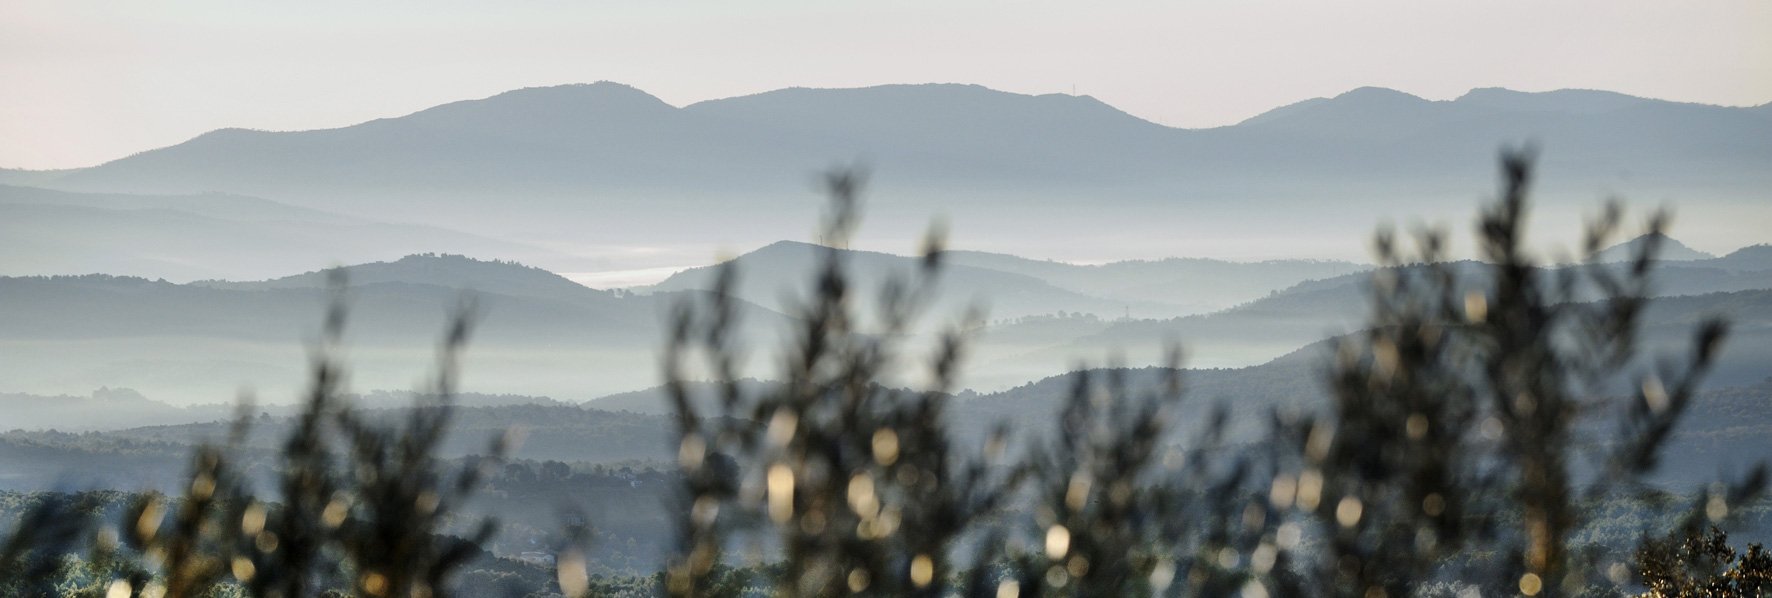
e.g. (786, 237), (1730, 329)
(1593, 232), (1716, 262)
(0, 184), (578, 282)
(199, 253), (615, 305)
(0, 254), (790, 403)
(644, 240), (1161, 322)
(1708, 244), (1772, 272)
(649, 240), (1373, 322)
(958, 240), (1772, 387)
(941, 250), (1368, 315)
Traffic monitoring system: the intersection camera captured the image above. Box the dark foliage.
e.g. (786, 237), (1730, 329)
(1293, 150), (1765, 597)
(1636, 527), (1772, 597)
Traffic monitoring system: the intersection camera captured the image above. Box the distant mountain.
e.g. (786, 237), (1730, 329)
(1594, 233), (1715, 262)
(0, 387), (565, 432)
(1710, 245), (1772, 272)
(647, 241), (1767, 391)
(0, 388), (236, 432)
(0, 183), (350, 222)
(5, 238), (1762, 403)
(200, 253), (615, 305)
(0, 168), (73, 187)
(961, 282), (1772, 443)
(943, 250), (1367, 314)
(1234, 87), (1452, 141)
(645, 240), (1155, 322)
(26, 83), (1772, 263)
(586, 378), (781, 416)
(988, 261), (1772, 388)
(648, 240), (1371, 322)
(0, 184), (576, 282)
(0, 257), (790, 402)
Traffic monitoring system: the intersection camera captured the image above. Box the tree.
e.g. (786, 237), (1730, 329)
(1636, 526), (1772, 597)
(1299, 149), (1763, 597)
(2, 273), (509, 598)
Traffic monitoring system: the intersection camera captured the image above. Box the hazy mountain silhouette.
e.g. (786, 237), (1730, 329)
(962, 279), (1772, 468)
(645, 240), (1161, 321)
(28, 83), (1772, 261)
(982, 255), (1772, 388)
(8, 241), (1763, 403)
(585, 378), (783, 416)
(199, 253), (616, 304)
(0, 183), (349, 222)
(1710, 244), (1772, 272)
(641, 234), (1772, 391)
(942, 249), (1367, 314)
(0, 168), (73, 187)
(0, 387), (578, 434)
(648, 240), (1375, 321)
(0, 388), (237, 432)
(1593, 233), (1715, 262)
(0, 184), (575, 281)
(0, 256), (790, 402)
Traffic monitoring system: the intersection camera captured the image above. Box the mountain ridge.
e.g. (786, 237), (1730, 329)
(43, 83), (1772, 171)
(1594, 233), (1716, 262)
(0, 184), (574, 282)
(26, 83), (1772, 266)
(198, 253), (616, 304)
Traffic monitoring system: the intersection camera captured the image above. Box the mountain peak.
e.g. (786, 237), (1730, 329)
(1333, 86), (1426, 103)
(1594, 233), (1714, 262)
(686, 83), (1166, 133)
(1235, 86), (1433, 131)
(754, 239), (821, 252)
(1453, 87), (1649, 114)
(1712, 244), (1772, 271)
(699, 83), (1025, 105)
(396, 81), (674, 132)
(365, 252), (593, 285)
(204, 253), (612, 302)
(485, 81), (661, 103)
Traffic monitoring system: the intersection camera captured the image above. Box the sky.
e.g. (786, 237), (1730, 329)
(2, 0), (1770, 170)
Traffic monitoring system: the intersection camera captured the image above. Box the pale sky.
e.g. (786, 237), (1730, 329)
(3, 0), (1769, 170)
